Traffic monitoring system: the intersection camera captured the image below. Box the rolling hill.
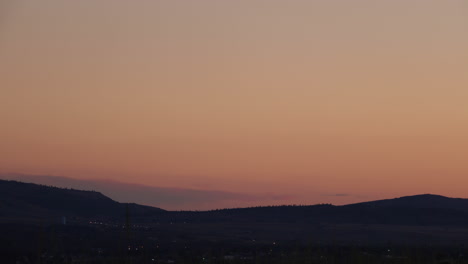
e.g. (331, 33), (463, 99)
(0, 180), (165, 220)
(2, 179), (468, 227)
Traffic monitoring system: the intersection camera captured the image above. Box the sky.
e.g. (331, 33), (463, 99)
(1, 0), (467, 210)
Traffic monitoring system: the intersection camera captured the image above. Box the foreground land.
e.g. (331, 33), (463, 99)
(3, 222), (468, 264)
(3, 180), (468, 263)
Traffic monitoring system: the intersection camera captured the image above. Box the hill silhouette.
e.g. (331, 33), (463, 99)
(345, 194), (468, 211)
(2, 179), (468, 227)
(1, 173), (265, 210)
(5, 179), (468, 252)
(0, 180), (165, 220)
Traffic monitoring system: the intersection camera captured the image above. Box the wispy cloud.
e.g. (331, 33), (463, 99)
(323, 193), (351, 197)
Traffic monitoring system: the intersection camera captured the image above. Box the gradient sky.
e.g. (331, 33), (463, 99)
(1, 0), (467, 209)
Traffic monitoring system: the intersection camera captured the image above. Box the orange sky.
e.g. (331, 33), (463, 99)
(1, 0), (467, 209)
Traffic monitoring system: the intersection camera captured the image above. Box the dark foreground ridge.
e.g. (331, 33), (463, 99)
(3, 179), (468, 263)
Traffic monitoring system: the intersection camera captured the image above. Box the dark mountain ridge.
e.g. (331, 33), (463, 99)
(345, 194), (468, 212)
(4, 182), (468, 261)
(2, 179), (468, 226)
(0, 180), (165, 220)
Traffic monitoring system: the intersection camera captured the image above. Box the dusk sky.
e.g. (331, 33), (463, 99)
(1, 1), (467, 210)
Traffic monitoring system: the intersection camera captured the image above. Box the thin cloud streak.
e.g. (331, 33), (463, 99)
(322, 193), (351, 197)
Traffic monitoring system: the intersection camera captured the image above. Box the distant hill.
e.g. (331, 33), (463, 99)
(141, 195), (467, 227)
(345, 194), (468, 212)
(3, 179), (468, 227)
(175, 195), (468, 226)
(0, 173), (264, 211)
(0, 180), (165, 221)
(4, 180), (468, 252)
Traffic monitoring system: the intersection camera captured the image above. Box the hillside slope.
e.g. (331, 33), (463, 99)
(0, 180), (165, 220)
